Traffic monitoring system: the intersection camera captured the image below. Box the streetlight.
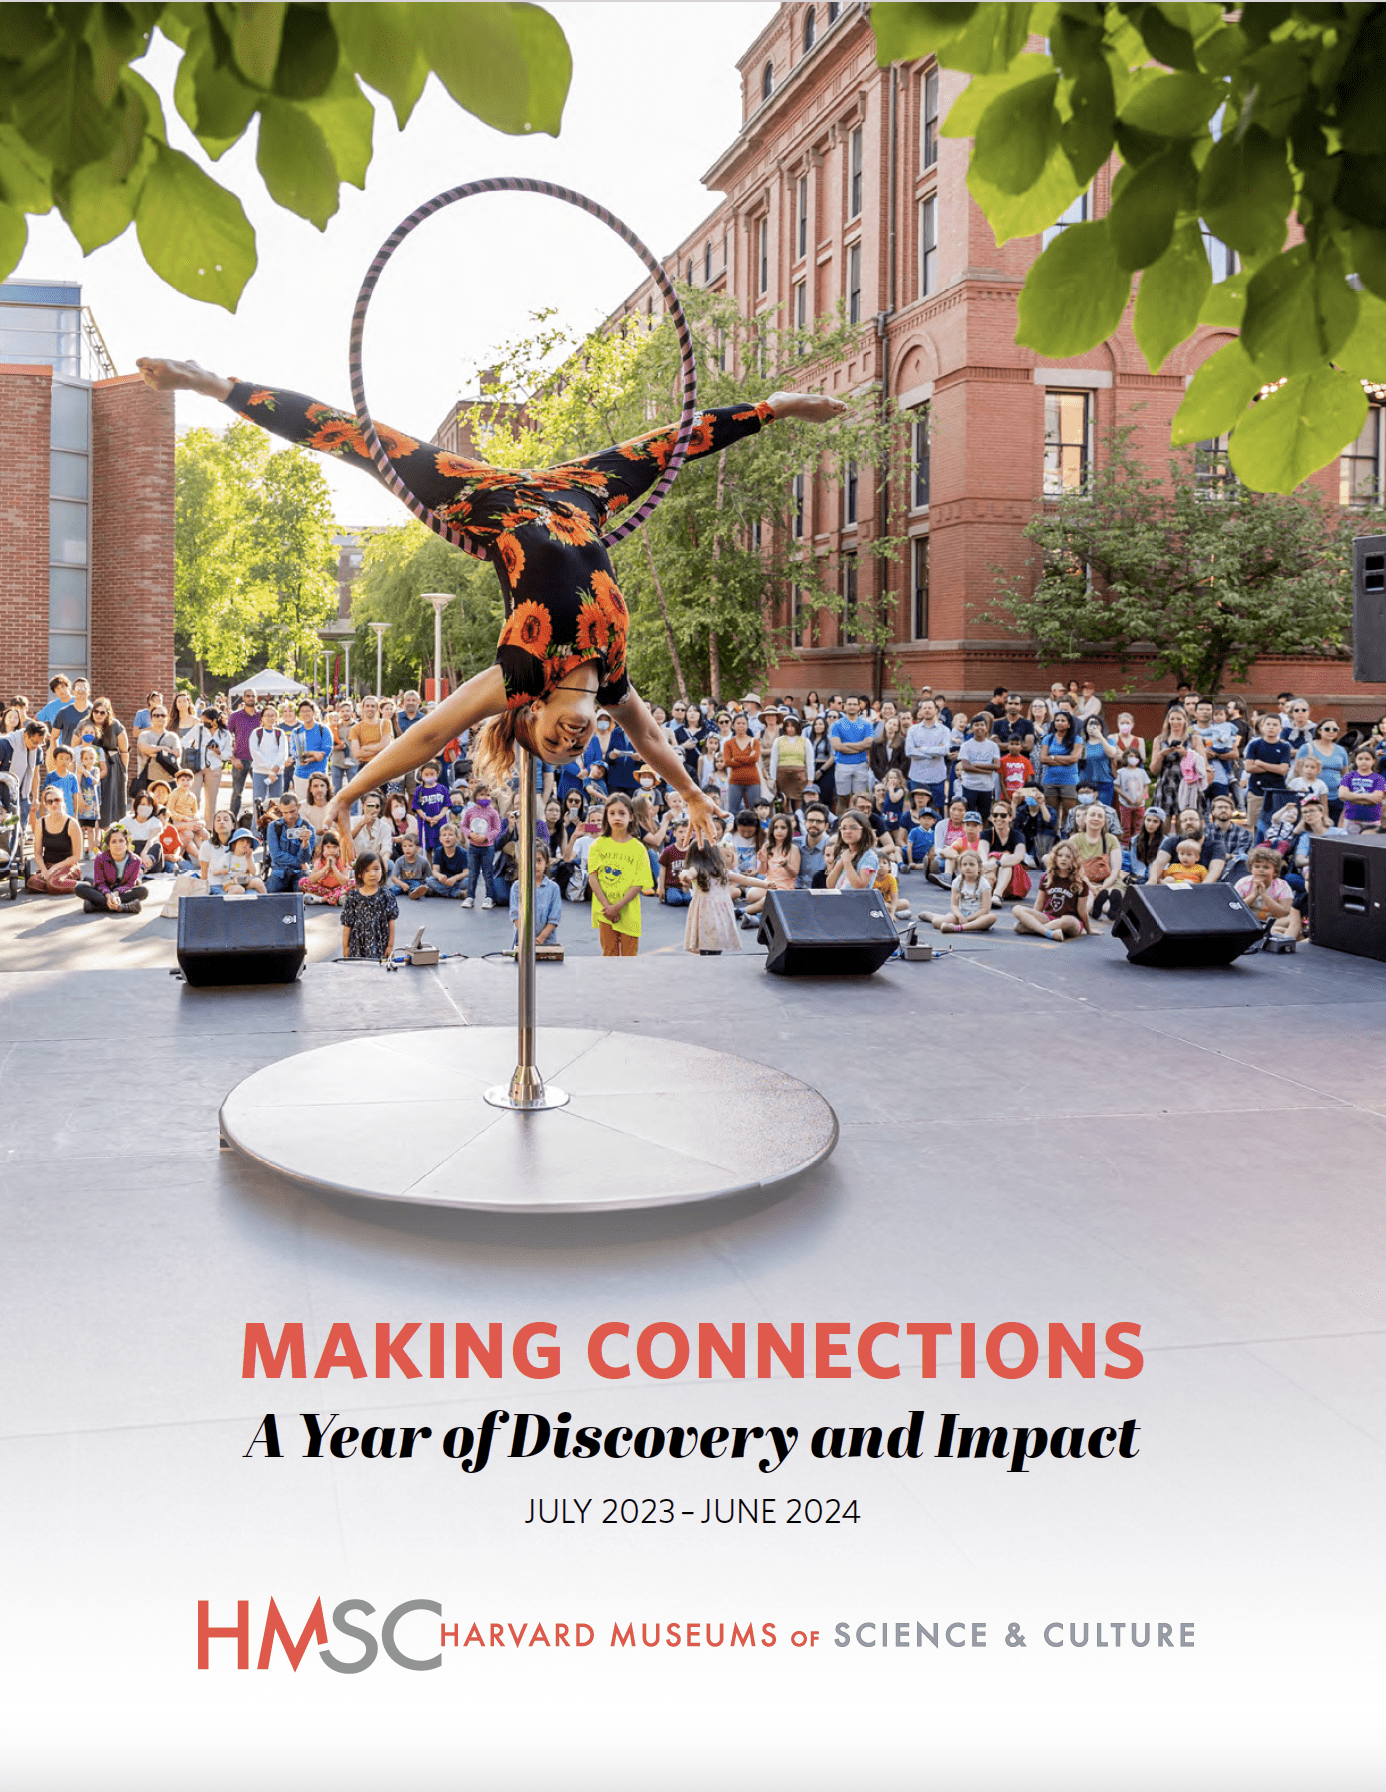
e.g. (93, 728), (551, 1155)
(422, 593), (454, 708)
(316, 618), (355, 699)
(369, 621), (389, 698)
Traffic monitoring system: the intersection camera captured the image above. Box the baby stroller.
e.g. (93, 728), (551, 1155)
(0, 771), (23, 900)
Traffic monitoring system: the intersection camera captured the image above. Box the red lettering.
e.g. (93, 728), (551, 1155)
(463, 1623), (485, 1646)
(257, 1597), (327, 1671)
(636, 1322), (690, 1380)
(986, 1323), (1039, 1380)
(859, 1321), (900, 1379)
(961, 1321), (976, 1379)
(1104, 1322), (1144, 1378)
(756, 1322), (804, 1379)
(612, 1622), (635, 1647)
(514, 1322), (559, 1378)
(198, 1599), (248, 1669)
(1048, 1322), (1096, 1378)
(441, 1625), (458, 1646)
(313, 1323), (367, 1379)
(906, 1321), (951, 1377)
(815, 1321), (852, 1379)
(697, 1322), (746, 1379)
(589, 1322), (630, 1380)
(457, 1322), (504, 1377)
(374, 1322), (422, 1379)
(430, 1321), (444, 1378)
(490, 1623), (505, 1646)
(241, 1323), (305, 1379)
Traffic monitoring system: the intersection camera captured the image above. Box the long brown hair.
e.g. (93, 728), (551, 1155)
(473, 707), (539, 787)
(600, 793), (633, 837)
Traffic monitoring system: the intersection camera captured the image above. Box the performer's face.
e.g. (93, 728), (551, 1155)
(530, 665), (600, 762)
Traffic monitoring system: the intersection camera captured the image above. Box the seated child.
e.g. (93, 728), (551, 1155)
(426, 822), (469, 898)
(298, 830), (351, 905)
(930, 848), (997, 933)
(1235, 845), (1301, 939)
(1161, 836), (1208, 886)
(223, 827), (268, 896)
(386, 834), (431, 900)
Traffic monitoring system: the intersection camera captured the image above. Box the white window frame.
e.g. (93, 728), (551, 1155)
(1042, 189), (1089, 249)
(921, 67), (939, 171)
(912, 406), (930, 508)
(847, 241), (862, 324)
(758, 217), (769, 295)
(793, 472), (806, 539)
(841, 552), (858, 644)
(1043, 390), (1092, 496)
(844, 459), (859, 528)
(911, 536), (929, 640)
(1340, 405), (1383, 507)
(918, 195), (937, 298)
(797, 173), (809, 261)
(849, 126), (863, 220)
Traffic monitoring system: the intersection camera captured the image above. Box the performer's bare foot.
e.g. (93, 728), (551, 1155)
(766, 390), (849, 423)
(136, 357), (235, 402)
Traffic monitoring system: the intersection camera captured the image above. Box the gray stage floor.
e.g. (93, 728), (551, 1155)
(1, 881), (1383, 1788)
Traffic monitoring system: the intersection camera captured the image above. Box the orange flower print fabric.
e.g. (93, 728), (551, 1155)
(224, 382), (772, 708)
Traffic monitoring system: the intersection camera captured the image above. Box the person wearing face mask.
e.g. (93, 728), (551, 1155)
(140, 356), (845, 851)
(1114, 748), (1152, 845)
(459, 781), (504, 908)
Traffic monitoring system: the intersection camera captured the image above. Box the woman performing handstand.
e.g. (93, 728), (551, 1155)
(137, 357), (843, 838)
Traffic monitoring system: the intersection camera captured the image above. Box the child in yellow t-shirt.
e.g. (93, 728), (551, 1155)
(585, 793), (654, 956)
(1161, 836), (1208, 886)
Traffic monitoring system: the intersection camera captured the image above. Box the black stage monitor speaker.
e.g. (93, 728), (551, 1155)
(1307, 832), (1386, 961)
(758, 889), (898, 976)
(1353, 533), (1386, 682)
(177, 892), (307, 987)
(1111, 882), (1263, 967)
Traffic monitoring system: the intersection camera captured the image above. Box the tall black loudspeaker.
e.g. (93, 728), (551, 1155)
(1307, 833), (1386, 960)
(177, 893), (307, 987)
(1353, 534), (1386, 682)
(1111, 882), (1263, 967)
(759, 890), (898, 976)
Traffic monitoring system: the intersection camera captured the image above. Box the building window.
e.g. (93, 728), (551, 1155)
(841, 552), (858, 643)
(849, 126), (863, 219)
(762, 60), (774, 101)
(793, 472), (806, 538)
(752, 519), (763, 551)
(848, 241), (862, 324)
(1043, 391), (1091, 495)
(828, 1), (840, 19)
(796, 173), (809, 260)
(794, 278), (809, 353)
(803, 7), (816, 51)
(686, 259), (693, 285)
(1196, 434), (1239, 501)
(1202, 228), (1238, 282)
(716, 326), (726, 372)
(844, 459), (859, 527)
(758, 217), (769, 294)
(1042, 189), (1089, 249)
(723, 227), (729, 270)
(791, 583), (803, 633)
(1341, 406), (1383, 506)
(912, 406), (930, 507)
(912, 537), (929, 639)
(921, 67), (939, 170)
(919, 194), (937, 297)
(704, 239), (712, 282)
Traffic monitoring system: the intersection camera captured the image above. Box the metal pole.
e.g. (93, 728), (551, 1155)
(506, 746), (544, 1106)
(434, 604), (443, 705)
(376, 629), (384, 696)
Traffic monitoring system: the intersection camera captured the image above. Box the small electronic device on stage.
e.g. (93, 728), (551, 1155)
(406, 928), (439, 966)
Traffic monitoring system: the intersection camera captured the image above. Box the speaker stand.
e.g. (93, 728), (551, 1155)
(217, 750), (839, 1211)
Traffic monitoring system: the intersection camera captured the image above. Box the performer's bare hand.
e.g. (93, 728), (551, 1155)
(136, 357), (235, 401)
(766, 390), (848, 423)
(684, 787), (720, 847)
(325, 793), (354, 840)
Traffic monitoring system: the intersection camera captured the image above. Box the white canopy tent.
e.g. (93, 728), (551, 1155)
(226, 669), (309, 698)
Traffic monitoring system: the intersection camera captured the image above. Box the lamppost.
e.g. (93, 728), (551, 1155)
(317, 619), (355, 700)
(369, 621), (389, 698)
(422, 593), (453, 707)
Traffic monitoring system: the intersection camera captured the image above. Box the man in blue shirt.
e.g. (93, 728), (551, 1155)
(37, 676), (72, 727)
(830, 694), (876, 811)
(265, 793), (315, 892)
(603, 721), (639, 794)
(54, 677), (94, 745)
(290, 699), (333, 801)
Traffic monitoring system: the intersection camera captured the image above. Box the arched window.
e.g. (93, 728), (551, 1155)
(762, 61), (774, 100)
(704, 240), (712, 281)
(804, 8), (816, 51)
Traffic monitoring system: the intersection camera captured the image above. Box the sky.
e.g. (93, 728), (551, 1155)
(14, 1), (777, 528)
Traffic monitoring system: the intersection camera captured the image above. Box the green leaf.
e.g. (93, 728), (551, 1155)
(1170, 340), (1263, 445)
(1195, 23), (1247, 77)
(1060, 56), (1116, 187)
(192, 39), (262, 145)
(1333, 287), (1386, 382)
(1198, 125), (1292, 259)
(1241, 40), (1309, 138)
(1108, 145), (1194, 270)
(85, 3), (145, 106)
(967, 138), (1084, 245)
(0, 7), (59, 61)
(1242, 243), (1359, 377)
(0, 201), (26, 282)
(59, 136), (154, 251)
(973, 73), (1059, 196)
(255, 98), (338, 228)
(135, 141), (257, 310)
(232, 2), (286, 85)
(299, 66), (373, 188)
(122, 66), (166, 142)
(1134, 222), (1211, 370)
(1131, 6), (1200, 75)
(330, 0), (428, 128)
(1118, 70), (1223, 137)
(0, 123), (54, 213)
(940, 52), (1052, 139)
(871, 3), (1031, 74)
(272, 4), (339, 100)
(1351, 224), (1386, 304)
(1016, 219), (1132, 357)
(1227, 366), (1368, 494)
(1198, 268), (1248, 326)
(11, 34), (119, 171)
(410, 2), (571, 138)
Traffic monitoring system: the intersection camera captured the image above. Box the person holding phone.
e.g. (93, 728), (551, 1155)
(265, 793), (315, 892)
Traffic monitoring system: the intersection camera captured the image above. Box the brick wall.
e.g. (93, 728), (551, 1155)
(91, 375), (175, 731)
(0, 364), (53, 708)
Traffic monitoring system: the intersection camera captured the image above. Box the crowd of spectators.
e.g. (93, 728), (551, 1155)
(2, 672), (1383, 957)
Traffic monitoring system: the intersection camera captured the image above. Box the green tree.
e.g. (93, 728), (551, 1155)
(0, 3), (570, 307)
(175, 420), (337, 682)
(872, 3), (1386, 491)
(350, 524), (503, 696)
(984, 428), (1373, 694)
(479, 289), (906, 704)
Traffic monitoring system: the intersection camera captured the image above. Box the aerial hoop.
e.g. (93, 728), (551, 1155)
(347, 176), (700, 561)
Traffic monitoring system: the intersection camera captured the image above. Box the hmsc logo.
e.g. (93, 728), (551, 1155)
(198, 1599), (595, 1671)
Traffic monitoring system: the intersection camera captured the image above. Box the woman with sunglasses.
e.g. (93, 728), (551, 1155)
(1310, 718), (1348, 822)
(26, 789), (84, 895)
(138, 356), (844, 847)
(88, 698), (129, 829)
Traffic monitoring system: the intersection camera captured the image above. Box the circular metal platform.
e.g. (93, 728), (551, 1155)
(218, 1028), (839, 1212)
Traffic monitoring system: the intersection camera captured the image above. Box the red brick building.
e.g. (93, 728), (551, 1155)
(1, 279), (174, 732)
(616, 4), (1386, 729)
